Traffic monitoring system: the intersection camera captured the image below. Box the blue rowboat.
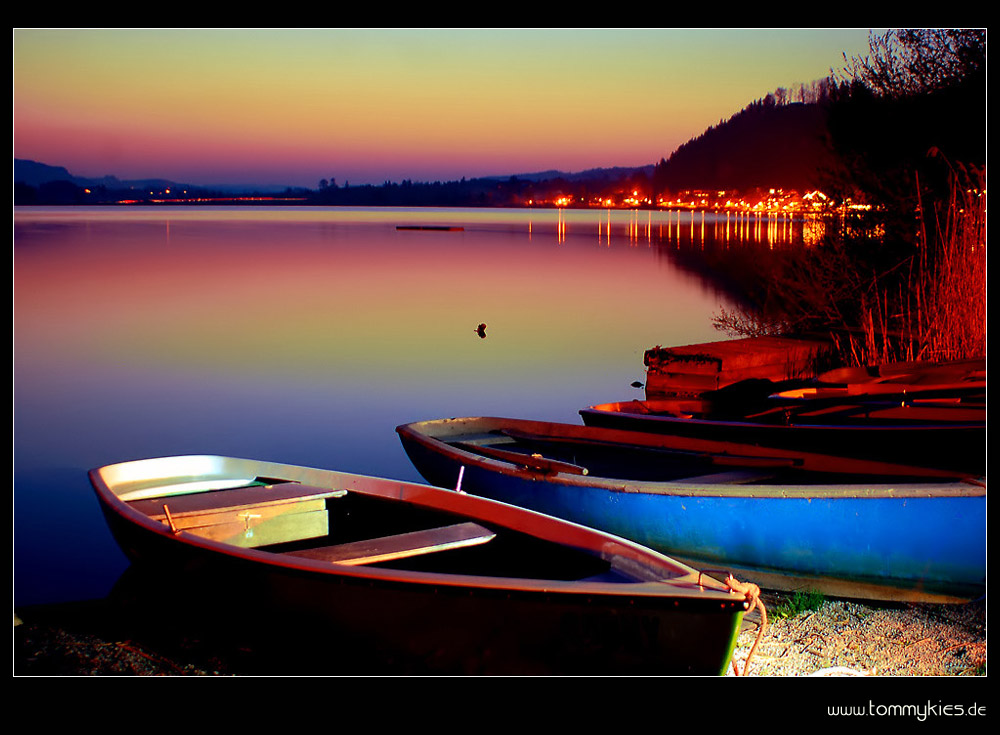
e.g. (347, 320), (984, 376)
(90, 454), (751, 675)
(396, 417), (986, 604)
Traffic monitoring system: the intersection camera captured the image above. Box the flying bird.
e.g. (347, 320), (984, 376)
(475, 323), (487, 338)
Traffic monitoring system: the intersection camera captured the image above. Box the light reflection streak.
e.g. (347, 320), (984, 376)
(261, 203), (842, 252)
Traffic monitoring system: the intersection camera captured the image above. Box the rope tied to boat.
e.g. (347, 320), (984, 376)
(726, 574), (767, 677)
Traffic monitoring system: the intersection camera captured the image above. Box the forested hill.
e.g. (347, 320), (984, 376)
(653, 99), (836, 194)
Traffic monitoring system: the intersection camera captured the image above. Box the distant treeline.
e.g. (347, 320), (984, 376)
(309, 176), (569, 207)
(13, 174), (619, 207)
(13, 167), (659, 208)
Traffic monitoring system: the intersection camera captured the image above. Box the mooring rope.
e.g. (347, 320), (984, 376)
(726, 574), (767, 677)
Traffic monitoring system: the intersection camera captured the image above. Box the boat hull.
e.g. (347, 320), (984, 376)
(92, 455), (746, 675)
(397, 418), (986, 604)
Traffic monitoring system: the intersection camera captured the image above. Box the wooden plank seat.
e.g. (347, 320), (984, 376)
(282, 522), (497, 566)
(128, 482), (346, 548)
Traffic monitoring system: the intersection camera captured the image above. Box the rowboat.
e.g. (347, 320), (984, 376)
(396, 417), (986, 604)
(580, 385), (985, 475)
(90, 454), (753, 675)
(814, 357), (985, 390)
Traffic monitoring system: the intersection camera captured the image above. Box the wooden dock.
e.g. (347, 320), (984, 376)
(643, 336), (835, 396)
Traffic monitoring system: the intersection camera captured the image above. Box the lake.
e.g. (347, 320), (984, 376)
(14, 205), (805, 606)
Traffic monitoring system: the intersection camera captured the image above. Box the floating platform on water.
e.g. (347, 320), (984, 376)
(644, 336), (834, 396)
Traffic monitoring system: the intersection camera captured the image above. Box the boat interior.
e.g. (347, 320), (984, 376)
(120, 476), (648, 584)
(444, 426), (968, 486)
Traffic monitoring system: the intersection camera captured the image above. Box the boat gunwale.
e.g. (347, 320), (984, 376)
(90, 454), (742, 602)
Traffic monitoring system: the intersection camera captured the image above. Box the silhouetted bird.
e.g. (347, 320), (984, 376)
(475, 323), (487, 338)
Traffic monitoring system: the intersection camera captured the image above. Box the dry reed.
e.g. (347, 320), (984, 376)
(914, 161), (986, 360)
(840, 161), (986, 365)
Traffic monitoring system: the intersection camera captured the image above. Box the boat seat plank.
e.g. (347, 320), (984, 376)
(181, 510), (332, 548)
(128, 482), (346, 517)
(450, 433), (519, 447)
(283, 522), (496, 566)
(129, 483), (347, 548)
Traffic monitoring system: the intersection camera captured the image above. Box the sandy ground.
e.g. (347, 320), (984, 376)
(729, 592), (985, 677)
(14, 590), (985, 678)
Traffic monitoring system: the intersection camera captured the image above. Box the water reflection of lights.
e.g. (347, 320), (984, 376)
(537, 208), (827, 250)
(802, 216), (825, 246)
(625, 209), (654, 245)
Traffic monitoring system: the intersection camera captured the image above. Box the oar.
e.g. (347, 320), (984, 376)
(453, 442), (589, 476)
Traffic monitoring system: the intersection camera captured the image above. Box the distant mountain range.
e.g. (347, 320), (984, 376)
(14, 158), (184, 192)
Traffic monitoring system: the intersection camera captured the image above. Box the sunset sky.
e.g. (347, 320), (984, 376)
(14, 28), (877, 188)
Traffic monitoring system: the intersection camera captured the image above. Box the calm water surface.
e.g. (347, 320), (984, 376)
(14, 205), (794, 605)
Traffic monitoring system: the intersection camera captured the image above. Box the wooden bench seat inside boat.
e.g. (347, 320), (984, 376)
(282, 522), (497, 566)
(128, 482), (346, 548)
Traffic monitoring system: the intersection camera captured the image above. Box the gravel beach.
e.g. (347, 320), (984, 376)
(730, 592), (985, 677)
(14, 590), (985, 678)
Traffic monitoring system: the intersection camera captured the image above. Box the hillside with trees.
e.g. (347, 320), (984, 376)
(652, 94), (836, 195)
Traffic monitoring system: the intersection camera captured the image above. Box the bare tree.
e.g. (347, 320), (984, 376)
(839, 29), (985, 99)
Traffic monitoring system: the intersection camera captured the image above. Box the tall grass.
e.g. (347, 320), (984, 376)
(838, 161), (986, 365)
(913, 161), (986, 360)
